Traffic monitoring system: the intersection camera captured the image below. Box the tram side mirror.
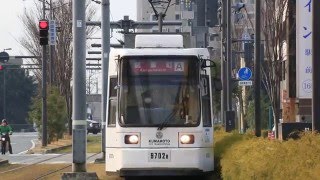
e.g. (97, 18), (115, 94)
(201, 59), (216, 69)
(212, 78), (222, 91)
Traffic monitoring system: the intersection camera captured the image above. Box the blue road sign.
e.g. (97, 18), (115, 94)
(238, 67), (252, 80)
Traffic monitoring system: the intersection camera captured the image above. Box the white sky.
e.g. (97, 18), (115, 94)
(0, 0), (137, 56)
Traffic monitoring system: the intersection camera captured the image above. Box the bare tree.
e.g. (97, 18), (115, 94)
(261, 0), (290, 137)
(86, 70), (99, 94)
(20, 0), (97, 135)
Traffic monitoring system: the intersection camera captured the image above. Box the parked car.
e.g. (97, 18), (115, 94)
(87, 120), (101, 134)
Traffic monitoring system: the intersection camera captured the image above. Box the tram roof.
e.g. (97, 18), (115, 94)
(110, 48), (210, 59)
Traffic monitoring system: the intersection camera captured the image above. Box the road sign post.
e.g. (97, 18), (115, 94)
(238, 67), (252, 87)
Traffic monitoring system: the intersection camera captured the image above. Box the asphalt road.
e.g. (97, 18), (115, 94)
(5, 132), (38, 154)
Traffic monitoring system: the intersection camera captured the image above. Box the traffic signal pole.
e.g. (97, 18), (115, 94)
(41, 0), (48, 147)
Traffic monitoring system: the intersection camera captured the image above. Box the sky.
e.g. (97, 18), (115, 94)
(0, 0), (137, 56)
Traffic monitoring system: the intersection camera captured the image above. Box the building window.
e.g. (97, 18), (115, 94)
(175, 14), (180, 20)
(183, 0), (193, 11)
(176, 0), (180, 5)
(176, 28), (180, 33)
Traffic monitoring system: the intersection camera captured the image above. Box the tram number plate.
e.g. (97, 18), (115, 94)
(148, 151), (171, 162)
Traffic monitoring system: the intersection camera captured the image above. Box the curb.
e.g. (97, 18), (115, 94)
(44, 144), (72, 153)
(0, 159), (9, 166)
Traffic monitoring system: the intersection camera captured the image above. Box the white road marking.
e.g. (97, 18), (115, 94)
(17, 138), (37, 155)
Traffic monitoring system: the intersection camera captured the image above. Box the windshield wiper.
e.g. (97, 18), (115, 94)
(157, 83), (183, 131)
(157, 108), (178, 131)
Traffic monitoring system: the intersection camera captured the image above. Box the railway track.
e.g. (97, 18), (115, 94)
(0, 152), (101, 179)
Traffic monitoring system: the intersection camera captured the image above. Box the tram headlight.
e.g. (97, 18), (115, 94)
(125, 135), (139, 144)
(180, 134), (194, 144)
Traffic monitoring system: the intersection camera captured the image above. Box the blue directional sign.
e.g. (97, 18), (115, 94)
(238, 67), (252, 80)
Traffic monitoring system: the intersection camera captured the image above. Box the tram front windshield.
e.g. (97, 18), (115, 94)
(119, 56), (200, 127)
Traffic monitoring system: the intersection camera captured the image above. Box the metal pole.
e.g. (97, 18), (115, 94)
(158, 12), (163, 32)
(221, 0), (227, 126)
(254, 0), (261, 137)
(101, 0), (110, 161)
(3, 69), (5, 119)
(226, 0), (232, 111)
(224, 0), (235, 132)
(72, 0), (87, 172)
(312, 0), (320, 132)
(41, 0), (48, 147)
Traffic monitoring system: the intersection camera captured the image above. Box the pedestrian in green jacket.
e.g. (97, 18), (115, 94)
(0, 119), (13, 154)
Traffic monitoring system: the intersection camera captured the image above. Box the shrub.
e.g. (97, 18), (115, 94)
(220, 132), (320, 180)
(28, 86), (67, 143)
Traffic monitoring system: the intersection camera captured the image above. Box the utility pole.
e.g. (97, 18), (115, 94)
(227, 0), (232, 111)
(225, 0), (235, 132)
(254, 0), (261, 137)
(101, 0), (110, 161)
(221, 0), (227, 127)
(72, 0), (87, 172)
(41, 0), (48, 147)
(312, 0), (320, 132)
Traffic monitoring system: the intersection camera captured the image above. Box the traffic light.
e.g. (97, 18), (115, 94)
(244, 42), (254, 66)
(0, 51), (9, 63)
(0, 65), (4, 71)
(39, 19), (49, 46)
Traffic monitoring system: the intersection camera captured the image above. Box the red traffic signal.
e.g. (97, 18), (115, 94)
(39, 19), (49, 45)
(39, 20), (49, 29)
(0, 65), (4, 71)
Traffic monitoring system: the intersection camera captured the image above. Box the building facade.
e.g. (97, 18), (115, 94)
(136, 0), (219, 51)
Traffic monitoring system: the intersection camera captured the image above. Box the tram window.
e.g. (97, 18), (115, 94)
(109, 76), (118, 97)
(119, 56), (201, 127)
(108, 98), (117, 126)
(108, 76), (118, 126)
(202, 75), (212, 127)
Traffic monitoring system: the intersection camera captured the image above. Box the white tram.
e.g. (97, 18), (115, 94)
(106, 34), (215, 177)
